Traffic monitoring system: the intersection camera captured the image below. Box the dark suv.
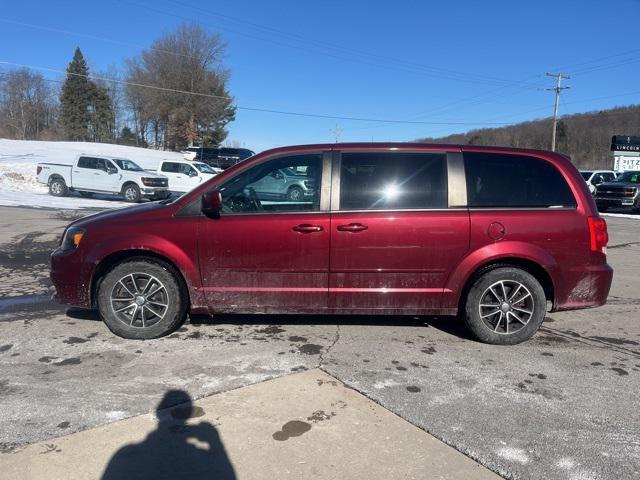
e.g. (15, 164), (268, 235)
(51, 144), (612, 344)
(594, 170), (640, 212)
(183, 147), (255, 169)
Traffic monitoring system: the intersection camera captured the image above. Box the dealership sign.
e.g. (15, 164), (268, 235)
(611, 135), (640, 152)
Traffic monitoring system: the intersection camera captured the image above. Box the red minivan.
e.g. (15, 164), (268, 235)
(50, 144), (612, 344)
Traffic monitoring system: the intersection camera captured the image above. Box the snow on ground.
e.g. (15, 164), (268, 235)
(601, 211), (640, 220)
(0, 139), (183, 210)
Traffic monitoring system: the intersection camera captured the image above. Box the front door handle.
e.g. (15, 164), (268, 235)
(337, 223), (368, 232)
(293, 224), (323, 233)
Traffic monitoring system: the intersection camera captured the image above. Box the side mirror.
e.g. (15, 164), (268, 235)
(188, 170), (198, 177)
(202, 190), (222, 217)
(107, 167), (117, 175)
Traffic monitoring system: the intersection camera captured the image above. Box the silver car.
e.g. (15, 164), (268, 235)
(248, 167), (315, 201)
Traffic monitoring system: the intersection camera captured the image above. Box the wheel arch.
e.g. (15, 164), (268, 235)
(120, 180), (139, 192)
(456, 257), (555, 314)
(90, 250), (192, 310)
(48, 173), (65, 184)
(444, 241), (559, 313)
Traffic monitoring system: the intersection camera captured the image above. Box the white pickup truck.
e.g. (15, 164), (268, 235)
(154, 159), (221, 193)
(36, 155), (170, 203)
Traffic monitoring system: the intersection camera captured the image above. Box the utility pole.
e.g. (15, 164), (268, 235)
(546, 72), (570, 151)
(331, 124), (342, 143)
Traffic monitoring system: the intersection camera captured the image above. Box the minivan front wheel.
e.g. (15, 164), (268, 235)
(97, 259), (187, 339)
(463, 267), (546, 345)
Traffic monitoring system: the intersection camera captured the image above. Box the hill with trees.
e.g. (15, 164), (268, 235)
(417, 105), (640, 169)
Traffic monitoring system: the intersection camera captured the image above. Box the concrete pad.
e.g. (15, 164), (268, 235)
(0, 369), (499, 480)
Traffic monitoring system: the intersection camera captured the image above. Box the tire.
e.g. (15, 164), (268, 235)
(49, 177), (67, 197)
(97, 259), (188, 339)
(463, 267), (546, 345)
(79, 191), (94, 198)
(287, 185), (304, 201)
(122, 183), (141, 203)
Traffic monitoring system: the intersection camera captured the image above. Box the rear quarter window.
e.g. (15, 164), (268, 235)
(464, 152), (576, 208)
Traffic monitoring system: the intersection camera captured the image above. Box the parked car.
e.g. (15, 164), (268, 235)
(51, 144), (612, 344)
(579, 170), (617, 195)
(594, 170), (640, 212)
(155, 160), (222, 193)
(36, 155), (169, 203)
(182, 147), (255, 169)
(249, 166), (315, 201)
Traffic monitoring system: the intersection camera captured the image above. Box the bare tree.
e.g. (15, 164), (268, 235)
(124, 23), (235, 149)
(0, 68), (57, 140)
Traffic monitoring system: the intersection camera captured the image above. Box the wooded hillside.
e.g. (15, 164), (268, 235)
(417, 105), (640, 169)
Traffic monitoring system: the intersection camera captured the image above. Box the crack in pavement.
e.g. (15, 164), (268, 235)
(539, 326), (640, 358)
(608, 241), (640, 249)
(319, 323), (341, 367)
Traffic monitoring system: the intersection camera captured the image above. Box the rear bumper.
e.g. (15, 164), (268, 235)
(50, 248), (93, 308)
(552, 263), (613, 312)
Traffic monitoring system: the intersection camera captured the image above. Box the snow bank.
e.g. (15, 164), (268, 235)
(0, 139), (183, 210)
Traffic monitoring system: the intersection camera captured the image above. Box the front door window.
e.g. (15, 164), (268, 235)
(218, 154), (322, 213)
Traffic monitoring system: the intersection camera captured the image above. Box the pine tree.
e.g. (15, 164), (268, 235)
(90, 83), (115, 143)
(118, 126), (137, 146)
(59, 48), (93, 141)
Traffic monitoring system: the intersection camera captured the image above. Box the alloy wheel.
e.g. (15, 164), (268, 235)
(110, 273), (169, 328)
(478, 280), (534, 335)
(125, 187), (137, 201)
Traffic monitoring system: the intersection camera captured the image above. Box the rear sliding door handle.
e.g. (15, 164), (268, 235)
(337, 223), (368, 232)
(292, 224), (324, 233)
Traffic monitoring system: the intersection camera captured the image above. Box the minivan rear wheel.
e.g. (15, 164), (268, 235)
(97, 259), (187, 339)
(463, 267), (546, 345)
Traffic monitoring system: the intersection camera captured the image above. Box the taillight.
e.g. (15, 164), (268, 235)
(36, 166), (42, 175)
(588, 216), (608, 253)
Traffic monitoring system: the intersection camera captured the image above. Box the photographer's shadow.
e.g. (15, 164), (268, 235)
(102, 390), (236, 480)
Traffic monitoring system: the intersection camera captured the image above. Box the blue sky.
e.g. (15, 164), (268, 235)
(1, 0), (639, 152)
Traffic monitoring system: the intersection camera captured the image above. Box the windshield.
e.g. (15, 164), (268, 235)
(194, 162), (217, 174)
(616, 171), (640, 183)
(580, 171), (592, 181)
(113, 159), (143, 171)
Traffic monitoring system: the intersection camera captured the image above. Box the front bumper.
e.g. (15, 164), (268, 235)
(141, 188), (170, 200)
(596, 197), (637, 209)
(50, 248), (93, 308)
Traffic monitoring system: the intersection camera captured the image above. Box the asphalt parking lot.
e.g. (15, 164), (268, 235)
(0, 206), (638, 480)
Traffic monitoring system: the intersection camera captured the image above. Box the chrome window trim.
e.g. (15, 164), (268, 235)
(320, 151), (333, 212)
(332, 208), (468, 214)
(467, 206), (578, 211)
(330, 150), (341, 211)
(447, 152), (467, 207)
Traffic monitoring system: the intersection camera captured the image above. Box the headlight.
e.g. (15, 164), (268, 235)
(60, 227), (86, 250)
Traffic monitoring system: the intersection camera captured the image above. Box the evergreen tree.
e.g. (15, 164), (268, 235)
(118, 126), (137, 146)
(90, 83), (115, 143)
(59, 48), (92, 141)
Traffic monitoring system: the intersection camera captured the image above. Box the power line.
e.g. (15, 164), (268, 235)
(0, 61), (516, 126)
(0, 18), (200, 61)
(116, 0), (547, 89)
